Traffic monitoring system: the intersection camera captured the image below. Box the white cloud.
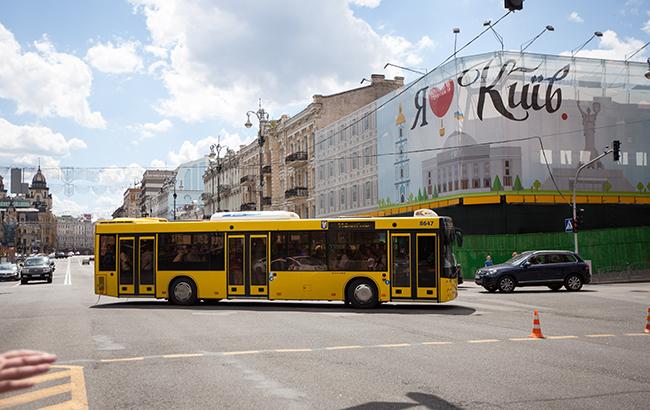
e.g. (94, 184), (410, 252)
(154, 131), (248, 168)
(144, 44), (167, 58)
(560, 30), (647, 61)
(52, 194), (87, 217)
(128, 118), (173, 142)
(349, 0), (381, 8)
(97, 164), (146, 187)
(130, 0), (432, 124)
(86, 40), (143, 74)
(0, 117), (87, 157)
(568, 11), (584, 23)
(0, 23), (106, 128)
(643, 18), (650, 35)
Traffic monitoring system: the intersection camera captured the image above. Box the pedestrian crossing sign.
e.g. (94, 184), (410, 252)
(565, 218), (574, 232)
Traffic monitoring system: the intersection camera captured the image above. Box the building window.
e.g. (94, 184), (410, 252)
(351, 152), (359, 170)
(339, 158), (346, 174)
(328, 161), (334, 178)
(352, 185), (357, 204)
(340, 188), (346, 208)
(364, 146), (371, 166)
(503, 160), (512, 186)
(579, 150), (590, 163)
(364, 181), (371, 203)
(540, 150), (553, 165)
(329, 191), (334, 211)
(561, 150), (572, 165)
(636, 152), (648, 166)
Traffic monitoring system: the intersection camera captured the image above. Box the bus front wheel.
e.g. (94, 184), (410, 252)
(346, 279), (378, 309)
(169, 277), (198, 306)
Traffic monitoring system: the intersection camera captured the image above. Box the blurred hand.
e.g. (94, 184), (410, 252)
(0, 350), (57, 394)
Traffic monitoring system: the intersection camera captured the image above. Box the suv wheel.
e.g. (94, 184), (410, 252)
(564, 274), (583, 291)
(497, 275), (516, 293)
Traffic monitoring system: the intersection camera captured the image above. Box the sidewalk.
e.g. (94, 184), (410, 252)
(591, 269), (650, 284)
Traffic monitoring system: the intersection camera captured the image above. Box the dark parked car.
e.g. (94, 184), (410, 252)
(474, 250), (590, 293)
(20, 256), (53, 284)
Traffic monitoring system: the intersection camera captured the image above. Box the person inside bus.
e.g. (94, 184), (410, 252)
(185, 245), (207, 263)
(140, 243), (153, 272)
(337, 246), (353, 270)
(101, 244), (116, 270)
(173, 245), (189, 263)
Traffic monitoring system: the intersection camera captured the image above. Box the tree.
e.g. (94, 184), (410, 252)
(533, 179), (541, 191)
(637, 182), (645, 192)
(432, 185), (438, 198)
(417, 188), (424, 202)
(513, 175), (523, 191)
(492, 175), (503, 191)
(647, 181), (650, 192)
(603, 181), (612, 193)
(408, 192), (415, 202)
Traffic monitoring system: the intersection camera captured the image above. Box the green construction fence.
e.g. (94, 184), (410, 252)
(456, 226), (650, 279)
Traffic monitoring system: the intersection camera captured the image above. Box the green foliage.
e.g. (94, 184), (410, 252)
(637, 182), (645, 192)
(647, 182), (650, 191)
(432, 184), (438, 198)
(408, 192), (415, 202)
(492, 175), (503, 191)
(513, 175), (523, 191)
(533, 179), (542, 191)
(603, 181), (612, 193)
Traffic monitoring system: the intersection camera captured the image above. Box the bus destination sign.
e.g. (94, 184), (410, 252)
(328, 221), (375, 230)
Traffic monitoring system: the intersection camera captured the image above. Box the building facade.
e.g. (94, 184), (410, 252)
(0, 167), (57, 254)
(112, 187), (141, 218)
(138, 170), (175, 217)
(203, 148), (242, 215)
(269, 74), (404, 218)
(154, 158), (208, 220)
(56, 214), (93, 252)
(314, 102), (379, 217)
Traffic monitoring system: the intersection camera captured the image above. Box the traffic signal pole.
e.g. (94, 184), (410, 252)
(572, 148), (613, 254)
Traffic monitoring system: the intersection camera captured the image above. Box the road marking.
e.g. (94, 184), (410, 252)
(325, 345), (364, 350)
(191, 312), (237, 316)
(162, 353), (204, 359)
(624, 333), (649, 336)
(375, 343), (410, 348)
(585, 334), (615, 338)
(274, 348), (313, 352)
(421, 341), (454, 345)
(547, 335), (579, 340)
(64, 258), (72, 285)
(100, 357), (144, 363)
(508, 337), (544, 341)
(467, 339), (500, 343)
(222, 350), (261, 356)
(0, 365), (87, 410)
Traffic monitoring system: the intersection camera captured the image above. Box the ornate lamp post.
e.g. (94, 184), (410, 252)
(209, 143), (223, 212)
(245, 100), (269, 211)
(162, 175), (177, 221)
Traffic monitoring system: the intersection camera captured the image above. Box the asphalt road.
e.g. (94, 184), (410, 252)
(0, 257), (648, 409)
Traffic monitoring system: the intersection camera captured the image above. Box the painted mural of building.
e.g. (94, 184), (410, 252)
(373, 51), (650, 212)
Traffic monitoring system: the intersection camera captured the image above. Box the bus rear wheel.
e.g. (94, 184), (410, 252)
(169, 277), (198, 306)
(347, 279), (378, 309)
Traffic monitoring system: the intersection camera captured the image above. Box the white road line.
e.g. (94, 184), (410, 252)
(64, 258), (72, 285)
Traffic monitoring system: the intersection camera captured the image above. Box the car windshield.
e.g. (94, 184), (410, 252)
(505, 251), (533, 265)
(0, 263), (15, 270)
(25, 257), (47, 266)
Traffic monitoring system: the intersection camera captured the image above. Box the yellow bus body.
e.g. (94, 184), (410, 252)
(94, 215), (458, 306)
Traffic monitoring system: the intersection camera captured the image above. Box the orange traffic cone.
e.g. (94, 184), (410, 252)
(645, 307), (650, 334)
(529, 309), (546, 339)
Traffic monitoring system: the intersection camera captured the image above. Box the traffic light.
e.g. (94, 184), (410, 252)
(505, 0), (524, 11)
(575, 208), (585, 231)
(613, 140), (621, 162)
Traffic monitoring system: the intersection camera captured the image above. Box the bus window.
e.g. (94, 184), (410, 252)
(98, 235), (116, 271)
(327, 231), (387, 271)
(158, 232), (224, 271)
(271, 232), (326, 271)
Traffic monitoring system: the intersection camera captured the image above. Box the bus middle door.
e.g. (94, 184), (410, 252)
(226, 234), (269, 298)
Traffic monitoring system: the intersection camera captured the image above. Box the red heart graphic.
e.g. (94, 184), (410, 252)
(428, 79), (455, 118)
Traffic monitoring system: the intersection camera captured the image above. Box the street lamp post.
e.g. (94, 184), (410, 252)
(483, 20), (504, 52)
(209, 143), (223, 212)
(162, 175), (178, 221)
(453, 27), (460, 58)
(245, 100), (269, 211)
(571, 31), (603, 57)
(520, 25), (554, 53)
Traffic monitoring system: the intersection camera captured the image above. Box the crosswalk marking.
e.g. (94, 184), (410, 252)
(0, 365), (87, 410)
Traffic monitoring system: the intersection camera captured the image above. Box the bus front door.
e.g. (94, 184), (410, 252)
(390, 233), (438, 300)
(227, 234), (269, 297)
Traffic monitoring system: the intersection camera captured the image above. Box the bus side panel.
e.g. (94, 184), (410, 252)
(271, 271), (388, 302)
(438, 277), (458, 302)
(156, 271), (226, 300)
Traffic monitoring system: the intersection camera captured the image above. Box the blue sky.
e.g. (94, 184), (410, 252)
(1, 0), (649, 218)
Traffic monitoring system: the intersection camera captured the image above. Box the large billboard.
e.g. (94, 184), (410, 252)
(376, 51), (650, 208)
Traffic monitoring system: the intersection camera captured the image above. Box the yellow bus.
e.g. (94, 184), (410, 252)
(94, 209), (462, 308)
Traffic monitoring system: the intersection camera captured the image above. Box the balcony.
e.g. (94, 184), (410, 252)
(240, 175), (255, 185)
(285, 187), (308, 199)
(240, 202), (257, 211)
(262, 165), (272, 174)
(285, 151), (308, 167)
(262, 196), (272, 206)
(219, 184), (232, 195)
